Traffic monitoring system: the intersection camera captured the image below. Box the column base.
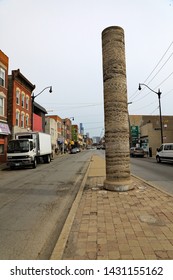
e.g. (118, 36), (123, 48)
(104, 178), (134, 192)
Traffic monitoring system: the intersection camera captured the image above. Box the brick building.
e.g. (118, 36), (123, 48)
(8, 69), (35, 139)
(47, 115), (62, 143)
(33, 101), (47, 132)
(63, 118), (73, 145)
(0, 50), (11, 163)
(45, 116), (58, 153)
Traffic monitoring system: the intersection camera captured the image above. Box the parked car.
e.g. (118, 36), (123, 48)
(130, 147), (145, 157)
(70, 147), (80, 154)
(156, 143), (173, 163)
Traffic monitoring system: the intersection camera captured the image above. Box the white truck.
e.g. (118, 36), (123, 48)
(7, 132), (52, 169)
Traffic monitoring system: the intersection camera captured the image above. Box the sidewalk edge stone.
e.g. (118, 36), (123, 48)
(50, 156), (93, 260)
(132, 173), (173, 198)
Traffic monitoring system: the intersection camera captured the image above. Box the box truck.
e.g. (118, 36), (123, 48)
(7, 132), (52, 169)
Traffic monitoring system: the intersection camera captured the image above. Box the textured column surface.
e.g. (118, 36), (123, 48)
(102, 26), (132, 191)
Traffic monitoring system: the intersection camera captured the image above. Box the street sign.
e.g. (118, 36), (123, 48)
(130, 126), (139, 138)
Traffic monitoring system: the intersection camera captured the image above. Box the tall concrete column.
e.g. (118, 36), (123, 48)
(102, 26), (132, 192)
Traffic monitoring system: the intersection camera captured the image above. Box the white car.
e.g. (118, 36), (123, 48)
(70, 147), (80, 154)
(156, 143), (173, 163)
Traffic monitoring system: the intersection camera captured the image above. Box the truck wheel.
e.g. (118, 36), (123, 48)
(156, 156), (161, 163)
(47, 155), (51, 163)
(33, 158), (37, 168)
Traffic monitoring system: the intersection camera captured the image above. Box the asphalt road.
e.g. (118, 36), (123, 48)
(0, 150), (94, 260)
(130, 156), (173, 195)
(98, 150), (173, 195)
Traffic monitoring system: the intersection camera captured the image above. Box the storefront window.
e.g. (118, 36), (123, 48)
(0, 97), (4, 116)
(0, 144), (4, 154)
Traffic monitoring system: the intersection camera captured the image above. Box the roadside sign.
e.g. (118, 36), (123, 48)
(130, 126), (139, 138)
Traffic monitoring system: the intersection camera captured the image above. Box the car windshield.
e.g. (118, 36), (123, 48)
(7, 140), (30, 153)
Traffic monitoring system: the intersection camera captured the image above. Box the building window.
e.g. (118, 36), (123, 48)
(51, 128), (54, 137)
(16, 111), (20, 126)
(21, 114), (25, 128)
(0, 97), (4, 116)
(0, 68), (5, 87)
(26, 115), (29, 127)
(16, 89), (20, 105)
(22, 94), (25, 108)
(26, 96), (29, 110)
(0, 144), (4, 154)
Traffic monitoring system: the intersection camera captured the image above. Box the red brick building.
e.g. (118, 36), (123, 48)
(0, 50), (10, 163)
(8, 69), (35, 139)
(63, 118), (73, 144)
(33, 101), (47, 132)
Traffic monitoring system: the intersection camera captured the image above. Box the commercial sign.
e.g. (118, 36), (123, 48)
(130, 126), (139, 139)
(0, 122), (11, 135)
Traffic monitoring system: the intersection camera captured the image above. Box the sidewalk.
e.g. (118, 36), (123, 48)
(0, 162), (6, 171)
(51, 154), (173, 260)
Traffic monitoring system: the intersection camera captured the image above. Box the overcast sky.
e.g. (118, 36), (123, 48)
(1, 0), (173, 137)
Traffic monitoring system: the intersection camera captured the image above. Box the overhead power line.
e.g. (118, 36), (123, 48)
(147, 52), (173, 85)
(143, 40), (173, 84)
(129, 40), (173, 101)
(154, 70), (173, 89)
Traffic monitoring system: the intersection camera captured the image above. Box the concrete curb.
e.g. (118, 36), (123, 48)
(50, 156), (93, 260)
(131, 173), (173, 198)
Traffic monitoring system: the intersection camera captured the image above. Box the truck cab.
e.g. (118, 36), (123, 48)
(7, 139), (37, 169)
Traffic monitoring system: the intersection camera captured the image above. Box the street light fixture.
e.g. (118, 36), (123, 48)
(138, 83), (163, 144)
(31, 86), (52, 130)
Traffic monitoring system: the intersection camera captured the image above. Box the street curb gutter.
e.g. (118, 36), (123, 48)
(50, 156), (93, 260)
(132, 173), (173, 198)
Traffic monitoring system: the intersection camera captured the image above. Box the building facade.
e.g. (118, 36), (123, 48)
(130, 115), (173, 155)
(0, 50), (11, 163)
(8, 69), (35, 139)
(72, 124), (78, 144)
(47, 115), (62, 149)
(63, 118), (72, 145)
(33, 101), (47, 132)
(45, 116), (58, 153)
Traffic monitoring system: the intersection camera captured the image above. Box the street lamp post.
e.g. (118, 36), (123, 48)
(138, 83), (163, 144)
(128, 102), (132, 147)
(31, 86), (52, 131)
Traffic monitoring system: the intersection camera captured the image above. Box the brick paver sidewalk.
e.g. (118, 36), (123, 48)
(54, 155), (173, 260)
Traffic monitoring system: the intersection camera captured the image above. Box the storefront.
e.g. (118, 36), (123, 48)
(0, 122), (11, 163)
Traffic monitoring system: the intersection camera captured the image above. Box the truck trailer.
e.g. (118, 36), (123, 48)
(7, 132), (52, 169)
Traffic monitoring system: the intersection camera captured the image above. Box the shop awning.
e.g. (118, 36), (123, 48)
(0, 122), (11, 135)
